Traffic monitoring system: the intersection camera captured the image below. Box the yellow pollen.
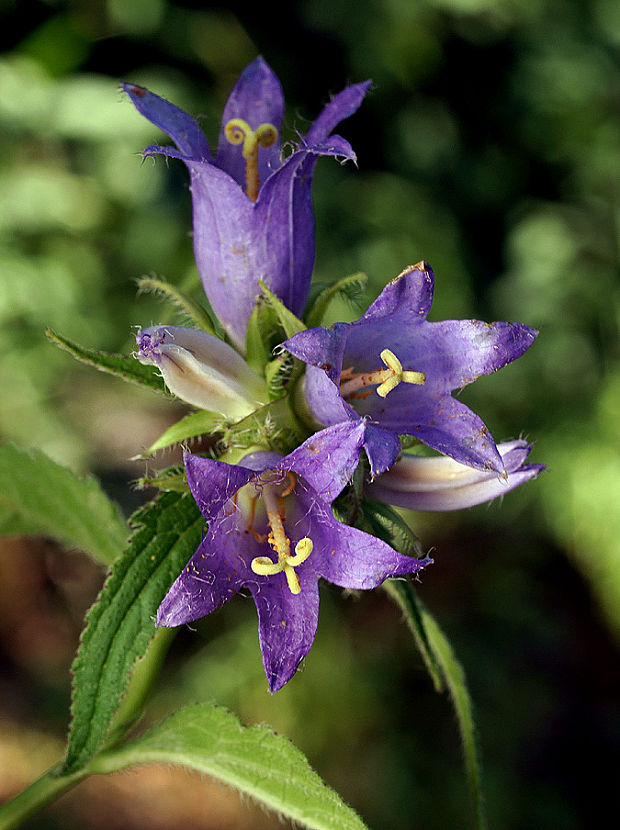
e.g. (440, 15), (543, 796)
(339, 348), (426, 400)
(224, 118), (279, 202)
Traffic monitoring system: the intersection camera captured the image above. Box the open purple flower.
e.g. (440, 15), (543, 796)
(284, 262), (538, 477)
(157, 421), (431, 692)
(366, 440), (544, 512)
(122, 58), (370, 351)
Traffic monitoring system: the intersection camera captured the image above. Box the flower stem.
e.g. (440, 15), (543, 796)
(0, 764), (88, 830)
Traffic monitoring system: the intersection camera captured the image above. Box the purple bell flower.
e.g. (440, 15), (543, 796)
(157, 421), (431, 692)
(366, 440), (544, 512)
(122, 58), (370, 351)
(284, 262), (538, 477)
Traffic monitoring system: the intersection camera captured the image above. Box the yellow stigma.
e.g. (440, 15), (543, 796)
(224, 118), (278, 202)
(249, 480), (313, 595)
(339, 348), (426, 400)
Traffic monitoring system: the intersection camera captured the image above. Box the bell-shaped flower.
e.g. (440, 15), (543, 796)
(157, 421), (431, 692)
(284, 262), (538, 477)
(122, 58), (370, 350)
(136, 325), (267, 419)
(366, 440), (544, 511)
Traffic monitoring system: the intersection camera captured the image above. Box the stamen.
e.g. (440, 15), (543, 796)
(339, 348), (426, 400)
(249, 483), (313, 594)
(224, 118), (279, 202)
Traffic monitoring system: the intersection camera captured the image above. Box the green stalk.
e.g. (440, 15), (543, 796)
(0, 764), (88, 830)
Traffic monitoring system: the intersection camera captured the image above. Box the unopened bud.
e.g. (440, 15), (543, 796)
(136, 326), (267, 419)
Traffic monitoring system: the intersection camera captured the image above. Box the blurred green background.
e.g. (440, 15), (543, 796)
(0, 0), (619, 828)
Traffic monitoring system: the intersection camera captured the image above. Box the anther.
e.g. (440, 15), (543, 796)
(339, 348), (426, 400)
(224, 118), (279, 202)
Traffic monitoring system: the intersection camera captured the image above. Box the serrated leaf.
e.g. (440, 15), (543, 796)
(384, 581), (486, 830)
(259, 279), (306, 338)
(305, 272), (368, 328)
(91, 704), (369, 830)
(0, 443), (127, 565)
(46, 329), (168, 394)
(143, 410), (226, 455)
(136, 276), (216, 334)
(63, 491), (203, 774)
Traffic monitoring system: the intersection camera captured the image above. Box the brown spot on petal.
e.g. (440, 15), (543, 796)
(131, 86), (146, 97)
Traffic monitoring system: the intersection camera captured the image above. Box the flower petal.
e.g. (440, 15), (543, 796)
(363, 262), (435, 322)
(253, 144), (355, 322)
(371, 393), (504, 473)
(184, 452), (255, 520)
(183, 159), (255, 348)
(250, 572), (319, 693)
(283, 421), (365, 503)
(156, 535), (245, 626)
(216, 57), (284, 189)
(121, 83), (211, 160)
(304, 80), (372, 145)
(310, 511), (431, 589)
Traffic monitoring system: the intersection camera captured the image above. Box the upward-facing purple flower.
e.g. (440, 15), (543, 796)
(157, 421), (431, 692)
(284, 262), (538, 477)
(122, 58), (370, 350)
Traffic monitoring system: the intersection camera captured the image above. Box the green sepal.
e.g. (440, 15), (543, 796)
(304, 272), (368, 328)
(258, 279), (306, 338)
(0, 443), (127, 566)
(63, 490), (204, 774)
(46, 329), (167, 395)
(137, 276), (216, 334)
(90, 704), (369, 830)
(137, 466), (188, 493)
(245, 298), (279, 372)
(357, 498), (426, 559)
(142, 410), (226, 456)
(220, 396), (304, 457)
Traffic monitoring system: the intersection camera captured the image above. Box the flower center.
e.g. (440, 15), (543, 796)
(339, 348), (426, 401)
(249, 473), (313, 594)
(224, 118), (279, 202)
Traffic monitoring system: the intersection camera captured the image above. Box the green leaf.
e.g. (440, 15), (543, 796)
(384, 581), (486, 830)
(91, 704), (369, 830)
(0, 443), (127, 566)
(143, 410), (226, 455)
(305, 272), (368, 328)
(136, 276), (216, 334)
(382, 579), (443, 692)
(259, 279), (306, 338)
(63, 491), (203, 774)
(46, 329), (168, 394)
(358, 499), (426, 560)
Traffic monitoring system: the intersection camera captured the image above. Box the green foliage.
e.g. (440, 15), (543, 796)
(0, 443), (127, 565)
(384, 579), (486, 830)
(46, 329), (168, 395)
(91, 703), (369, 830)
(64, 491), (203, 773)
(143, 409), (225, 455)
